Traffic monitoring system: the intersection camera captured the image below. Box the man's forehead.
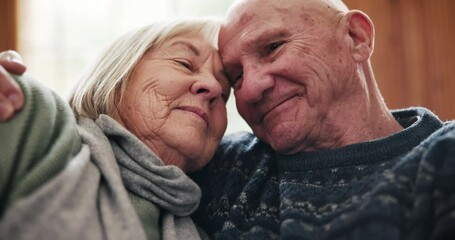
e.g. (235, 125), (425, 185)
(224, 0), (348, 22)
(219, 0), (348, 50)
(221, 0), (286, 36)
(224, 0), (296, 31)
(219, 0), (293, 53)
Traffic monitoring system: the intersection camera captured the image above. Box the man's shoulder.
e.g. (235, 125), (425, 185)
(218, 131), (272, 157)
(204, 131), (275, 170)
(442, 120), (455, 129)
(414, 120), (455, 176)
(219, 131), (257, 148)
(427, 120), (455, 146)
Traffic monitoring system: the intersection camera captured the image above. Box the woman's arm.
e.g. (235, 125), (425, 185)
(0, 73), (81, 216)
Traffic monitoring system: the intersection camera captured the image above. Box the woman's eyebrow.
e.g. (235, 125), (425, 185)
(170, 41), (200, 56)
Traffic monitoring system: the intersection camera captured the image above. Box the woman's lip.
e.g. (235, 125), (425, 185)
(177, 106), (209, 125)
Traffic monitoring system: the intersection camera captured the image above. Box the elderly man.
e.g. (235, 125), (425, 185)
(1, 0), (455, 239)
(190, 0), (455, 239)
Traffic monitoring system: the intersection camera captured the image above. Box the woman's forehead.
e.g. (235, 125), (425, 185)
(164, 33), (215, 51)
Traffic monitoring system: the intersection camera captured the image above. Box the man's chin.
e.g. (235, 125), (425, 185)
(255, 128), (301, 155)
(270, 141), (301, 155)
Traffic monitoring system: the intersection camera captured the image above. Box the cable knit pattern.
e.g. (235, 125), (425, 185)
(192, 108), (455, 240)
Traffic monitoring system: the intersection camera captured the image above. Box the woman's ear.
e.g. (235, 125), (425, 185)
(346, 10), (374, 62)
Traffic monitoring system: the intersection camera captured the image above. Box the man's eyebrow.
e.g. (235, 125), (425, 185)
(170, 41), (200, 56)
(244, 29), (290, 48)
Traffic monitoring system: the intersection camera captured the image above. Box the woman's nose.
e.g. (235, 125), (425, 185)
(191, 73), (223, 107)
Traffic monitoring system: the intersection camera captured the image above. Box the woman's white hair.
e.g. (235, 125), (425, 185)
(69, 17), (221, 119)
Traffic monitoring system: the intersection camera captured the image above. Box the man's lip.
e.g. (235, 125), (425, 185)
(259, 94), (302, 123)
(177, 106), (209, 125)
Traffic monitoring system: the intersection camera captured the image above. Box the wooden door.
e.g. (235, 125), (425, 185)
(344, 0), (455, 120)
(0, 0), (17, 51)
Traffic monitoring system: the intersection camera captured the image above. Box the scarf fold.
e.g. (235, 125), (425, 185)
(1, 113), (202, 240)
(95, 115), (201, 216)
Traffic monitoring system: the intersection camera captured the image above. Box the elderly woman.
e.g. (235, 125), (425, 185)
(0, 18), (230, 240)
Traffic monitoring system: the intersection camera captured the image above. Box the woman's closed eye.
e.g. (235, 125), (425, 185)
(175, 59), (194, 71)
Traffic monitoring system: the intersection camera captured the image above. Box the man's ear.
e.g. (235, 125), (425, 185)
(346, 10), (374, 62)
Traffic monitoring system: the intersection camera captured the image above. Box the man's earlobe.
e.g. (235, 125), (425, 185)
(347, 10), (374, 62)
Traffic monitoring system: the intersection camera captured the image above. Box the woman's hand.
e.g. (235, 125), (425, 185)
(0, 50), (26, 121)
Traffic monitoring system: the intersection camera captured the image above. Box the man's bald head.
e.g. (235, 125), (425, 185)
(225, 0), (349, 23)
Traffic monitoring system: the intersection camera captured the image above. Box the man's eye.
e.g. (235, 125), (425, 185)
(234, 72), (243, 81)
(228, 72), (243, 87)
(265, 42), (284, 55)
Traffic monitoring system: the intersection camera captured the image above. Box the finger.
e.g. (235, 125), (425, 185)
(0, 65), (25, 110)
(0, 50), (26, 75)
(0, 60), (27, 75)
(0, 50), (24, 63)
(0, 93), (15, 121)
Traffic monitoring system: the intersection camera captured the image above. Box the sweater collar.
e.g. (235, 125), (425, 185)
(276, 107), (443, 171)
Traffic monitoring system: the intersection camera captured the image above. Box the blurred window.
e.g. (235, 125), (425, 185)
(17, 0), (251, 134)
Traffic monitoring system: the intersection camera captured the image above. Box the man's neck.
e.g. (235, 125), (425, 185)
(301, 86), (403, 152)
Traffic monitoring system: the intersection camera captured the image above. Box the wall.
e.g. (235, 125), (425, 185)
(0, 0), (17, 51)
(344, 0), (455, 120)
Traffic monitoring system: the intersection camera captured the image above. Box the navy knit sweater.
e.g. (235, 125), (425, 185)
(192, 108), (455, 239)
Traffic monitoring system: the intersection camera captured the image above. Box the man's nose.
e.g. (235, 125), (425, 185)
(236, 63), (274, 104)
